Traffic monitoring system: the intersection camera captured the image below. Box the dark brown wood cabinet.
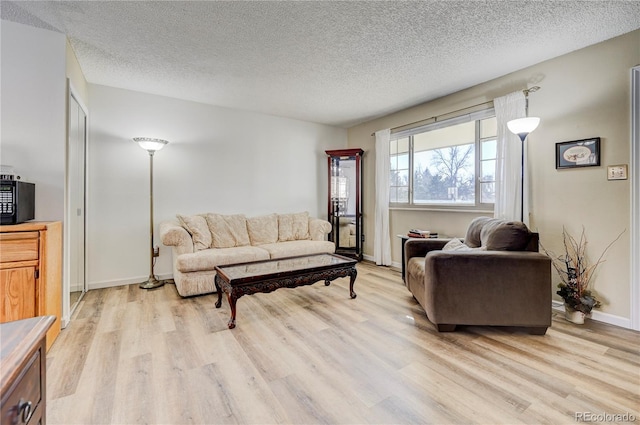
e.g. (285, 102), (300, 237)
(0, 316), (55, 425)
(326, 149), (364, 260)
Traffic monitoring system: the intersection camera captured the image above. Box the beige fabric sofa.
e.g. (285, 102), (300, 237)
(338, 217), (357, 247)
(404, 217), (552, 334)
(160, 212), (334, 297)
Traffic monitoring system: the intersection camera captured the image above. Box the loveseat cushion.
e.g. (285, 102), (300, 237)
(175, 245), (270, 273)
(480, 219), (532, 251)
(177, 214), (211, 251)
(205, 213), (250, 248)
(278, 212), (310, 241)
(247, 213), (279, 245)
(259, 240), (335, 259)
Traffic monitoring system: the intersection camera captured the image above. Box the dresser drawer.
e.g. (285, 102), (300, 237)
(0, 233), (39, 263)
(0, 348), (42, 425)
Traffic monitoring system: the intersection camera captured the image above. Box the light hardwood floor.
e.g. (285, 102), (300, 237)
(46, 263), (640, 425)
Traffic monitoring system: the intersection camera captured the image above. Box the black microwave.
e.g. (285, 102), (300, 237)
(0, 180), (35, 225)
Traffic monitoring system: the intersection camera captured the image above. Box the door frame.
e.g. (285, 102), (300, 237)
(64, 79), (89, 327)
(631, 66), (639, 331)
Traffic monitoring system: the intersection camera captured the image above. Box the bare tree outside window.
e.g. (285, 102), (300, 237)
(414, 144), (475, 203)
(388, 115), (496, 208)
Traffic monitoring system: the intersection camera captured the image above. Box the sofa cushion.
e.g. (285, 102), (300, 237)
(175, 245), (270, 273)
(246, 213), (279, 245)
(480, 219), (531, 251)
(464, 216), (493, 248)
(407, 257), (426, 284)
(176, 214), (211, 251)
(278, 212), (310, 241)
(205, 214), (250, 248)
(259, 240), (335, 259)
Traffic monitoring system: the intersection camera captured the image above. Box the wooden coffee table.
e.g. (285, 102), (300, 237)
(214, 253), (357, 329)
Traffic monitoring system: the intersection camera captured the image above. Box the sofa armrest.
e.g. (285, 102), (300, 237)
(309, 218), (332, 241)
(159, 220), (194, 254)
(405, 238), (451, 261)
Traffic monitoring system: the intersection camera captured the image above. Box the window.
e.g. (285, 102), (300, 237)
(389, 111), (497, 208)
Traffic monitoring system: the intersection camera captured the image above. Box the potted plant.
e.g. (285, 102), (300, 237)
(542, 227), (623, 324)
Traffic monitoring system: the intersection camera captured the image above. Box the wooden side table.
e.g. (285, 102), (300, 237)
(397, 233), (445, 282)
(397, 235), (414, 282)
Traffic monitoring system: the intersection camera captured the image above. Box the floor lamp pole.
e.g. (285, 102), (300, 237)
(140, 150), (163, 289)
(506, 87), (541, 224)
(520, 139), (525, 223)
(132, 137), (168, 289)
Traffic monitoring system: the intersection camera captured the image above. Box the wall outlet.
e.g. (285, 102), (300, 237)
(153, 245), (160, 257)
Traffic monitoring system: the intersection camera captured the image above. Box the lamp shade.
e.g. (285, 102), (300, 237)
(133, 137), (169, 152)
(507, 117), (540, 142)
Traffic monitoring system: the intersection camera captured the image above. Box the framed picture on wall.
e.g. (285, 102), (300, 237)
(556, 137), (601, 169)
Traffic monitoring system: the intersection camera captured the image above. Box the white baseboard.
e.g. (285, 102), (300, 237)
(88, 273), (174, 291)
(362, 253), (402, 271)
(552, 300), (631, 329)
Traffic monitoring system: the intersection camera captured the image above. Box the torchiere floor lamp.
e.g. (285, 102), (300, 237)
(506, 86), (540, 222)
(133, 137), (169, 289)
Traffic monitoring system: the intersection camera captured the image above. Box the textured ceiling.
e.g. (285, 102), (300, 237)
(2, 1), (640, 128)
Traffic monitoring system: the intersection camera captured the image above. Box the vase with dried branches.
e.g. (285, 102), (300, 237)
(541, 227), (624, 324)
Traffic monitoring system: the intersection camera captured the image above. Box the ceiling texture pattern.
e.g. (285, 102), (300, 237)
(2, 1), (640, 127)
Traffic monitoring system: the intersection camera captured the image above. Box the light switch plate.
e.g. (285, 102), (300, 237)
(607, 164), (628, 180)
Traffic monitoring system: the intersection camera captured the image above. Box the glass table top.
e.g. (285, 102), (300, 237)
(216, 253), (355, 282)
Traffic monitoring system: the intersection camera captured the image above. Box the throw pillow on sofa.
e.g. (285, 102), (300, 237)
(176, 214), (211, 251)
(278, 212), (310, 241)
(246, 213), (279, 245)
(205, 213), (251, 248)
(464, 216), (493, 248)
(480, 219), (532, 251)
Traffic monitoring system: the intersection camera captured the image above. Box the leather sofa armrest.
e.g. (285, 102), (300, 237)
(159, 220), (194, 254)
(309, 218), (332, 241)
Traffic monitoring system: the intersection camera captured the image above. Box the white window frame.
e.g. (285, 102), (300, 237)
(389, 109), (496, 211)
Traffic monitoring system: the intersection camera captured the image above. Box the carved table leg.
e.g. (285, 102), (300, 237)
(349, 268), (357, 299)
(324, 280), (331, 286)
(215, 276), (223, 308)
(227, 292), (237, 329)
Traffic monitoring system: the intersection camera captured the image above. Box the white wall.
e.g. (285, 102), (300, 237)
(1, 20), (66, 220)
(87, 84), (347, 288)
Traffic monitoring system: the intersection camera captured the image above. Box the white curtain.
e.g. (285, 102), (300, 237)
(374, 129), (392, 265)
(494, 91), (528, 224)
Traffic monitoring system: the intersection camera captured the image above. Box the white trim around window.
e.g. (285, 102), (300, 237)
(389, 108), (496, 211)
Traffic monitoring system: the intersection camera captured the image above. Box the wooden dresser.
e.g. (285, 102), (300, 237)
(0, 222), (62, 350)
(0, 315), (55, 425)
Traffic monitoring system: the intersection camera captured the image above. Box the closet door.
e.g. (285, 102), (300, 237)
(68, 92), (87, 313)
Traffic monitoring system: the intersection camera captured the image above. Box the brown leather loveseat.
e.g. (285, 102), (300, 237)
(404, 217), (552, 334)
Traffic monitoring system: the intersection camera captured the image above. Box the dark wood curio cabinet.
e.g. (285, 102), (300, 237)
(326, 148), (364, 260)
